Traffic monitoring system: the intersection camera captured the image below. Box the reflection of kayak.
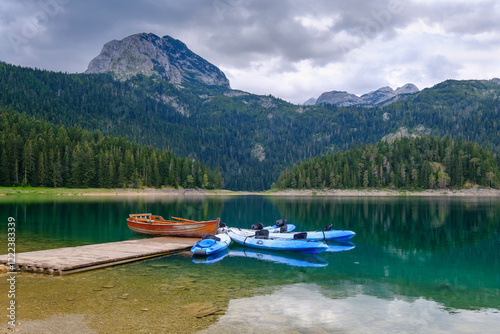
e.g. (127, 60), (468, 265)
(227, 229), (328, 254)
(192, 248), (230, 264)
(191, 233), (231, 256)
(229, 246), (328, 267)
(228, 226), (355, 241)
(325, 241), (356, 253)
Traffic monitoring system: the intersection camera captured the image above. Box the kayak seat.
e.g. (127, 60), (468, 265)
(324, 224), (333, 231)
(202, 234), (221, 242)
(197, 239), (216, 248)
(279, 226), (287, 233)
(251, 223), (264, 230)
(293, 232), (308, 240)
(275, 219), (287, 227)
(254, 229), (269, 239)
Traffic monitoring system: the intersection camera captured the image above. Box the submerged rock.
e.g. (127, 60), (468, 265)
(180, 302), (220, 318)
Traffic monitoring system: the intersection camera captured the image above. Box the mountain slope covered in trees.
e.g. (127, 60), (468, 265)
(273, 136), (500, 190)
(0, 108), (223, 189)
(0, 61), (499, 190)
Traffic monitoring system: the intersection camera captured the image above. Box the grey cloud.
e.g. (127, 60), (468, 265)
(0, 0), (499, 104)
(425, 55), (462, 81)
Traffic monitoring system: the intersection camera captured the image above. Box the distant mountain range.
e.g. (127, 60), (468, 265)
(307, 83), (420, 107)
(1, 32), (500, 191)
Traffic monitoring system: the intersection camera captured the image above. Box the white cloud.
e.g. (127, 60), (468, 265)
(294, 15), (336, 33)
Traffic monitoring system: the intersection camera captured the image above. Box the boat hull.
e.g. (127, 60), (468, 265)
(227, 229), (328, 254)
(228, 227), (355, 241)
(127, 215), (219, 237)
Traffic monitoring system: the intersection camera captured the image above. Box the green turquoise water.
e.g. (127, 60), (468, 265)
(1, 195), (499, 333)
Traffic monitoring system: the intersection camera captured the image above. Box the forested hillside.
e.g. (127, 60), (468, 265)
(0, 62), (499, 190)
(273, 136), (500, 190)
(0, 109), (223, 189)
(382, 79), (500, 153)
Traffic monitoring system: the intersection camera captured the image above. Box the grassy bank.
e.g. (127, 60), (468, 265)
(1, 187), (499, 197)
(0, 187), (249, 196)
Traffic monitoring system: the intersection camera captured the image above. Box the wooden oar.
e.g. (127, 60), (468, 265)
(171, 217), (199, 223)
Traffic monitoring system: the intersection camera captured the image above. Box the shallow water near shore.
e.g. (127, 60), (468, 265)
(1, 195), (499, 333)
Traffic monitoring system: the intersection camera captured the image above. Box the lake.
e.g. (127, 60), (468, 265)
(1, 195), (499, 333)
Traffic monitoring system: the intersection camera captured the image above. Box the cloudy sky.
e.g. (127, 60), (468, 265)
(1, 0), (499, 104)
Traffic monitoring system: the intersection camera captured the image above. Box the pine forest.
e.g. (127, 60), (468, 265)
(273, 136), (500, 190)
(0, 109), (223, 189)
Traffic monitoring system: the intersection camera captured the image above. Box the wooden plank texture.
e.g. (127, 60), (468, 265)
(0, 237), (198, 275)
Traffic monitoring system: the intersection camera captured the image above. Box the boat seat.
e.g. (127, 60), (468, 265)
(293, 232), (308, 240)
(251, 223), (264, 230)
(316, 224), (333, 232)
(254, 229), (269, 239)
(202, 234), (221, 242)
(275, 219), (287, 227)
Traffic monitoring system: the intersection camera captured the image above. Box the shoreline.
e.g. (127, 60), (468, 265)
(264, 188), (500, 197)
(1, 187), (500, 197)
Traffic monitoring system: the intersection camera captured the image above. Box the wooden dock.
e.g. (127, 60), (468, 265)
(0, 237), (199, 275)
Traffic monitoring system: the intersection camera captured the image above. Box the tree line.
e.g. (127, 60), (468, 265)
(0, 109), (223, 189)
(273, 136), (500, 190)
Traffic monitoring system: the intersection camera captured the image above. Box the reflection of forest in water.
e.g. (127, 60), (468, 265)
(0, 195), (498, 313)
(270, 196), (500, 252)
(266, 196), (500, 310)
(0, 196), (224, 251)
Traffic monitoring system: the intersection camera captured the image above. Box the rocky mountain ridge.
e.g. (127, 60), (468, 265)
(312, 83), (420, 107)
(85, 33), (230, 88)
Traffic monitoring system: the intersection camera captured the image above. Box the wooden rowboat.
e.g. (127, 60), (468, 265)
(127, 214), (220, 237)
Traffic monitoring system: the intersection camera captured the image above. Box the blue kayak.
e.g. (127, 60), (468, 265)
(191, 233), (231, 256)
(273, 229), (356, 241)
(227, 224), (355, 241)
(227, 229), (328, 254)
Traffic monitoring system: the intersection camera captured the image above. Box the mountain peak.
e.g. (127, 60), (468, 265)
(85, 33), (230, 88)
(315, 83), (419, 107)
(395, 83), (419, 95)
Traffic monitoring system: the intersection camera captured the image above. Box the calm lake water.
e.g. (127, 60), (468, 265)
(1, 195), (499, 333)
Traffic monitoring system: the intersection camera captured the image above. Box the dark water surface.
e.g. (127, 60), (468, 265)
(1, 195), (499, 333)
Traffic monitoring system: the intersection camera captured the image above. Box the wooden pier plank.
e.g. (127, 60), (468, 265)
(0, 236), (199, 274)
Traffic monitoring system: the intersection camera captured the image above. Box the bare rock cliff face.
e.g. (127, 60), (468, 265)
(85, 33), (230, 88)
